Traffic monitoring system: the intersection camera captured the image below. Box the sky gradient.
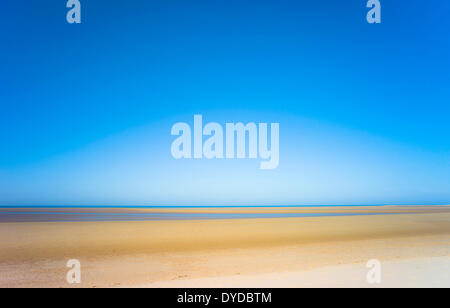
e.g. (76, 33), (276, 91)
(1, 0), (449, 205)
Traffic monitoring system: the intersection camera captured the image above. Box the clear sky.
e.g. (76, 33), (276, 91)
(1, 1), (449, 205)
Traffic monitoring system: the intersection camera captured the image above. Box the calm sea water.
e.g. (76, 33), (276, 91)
(0, 205), (401, 223)
(0, 211), (396, 223)
(0, 205), (385, 209)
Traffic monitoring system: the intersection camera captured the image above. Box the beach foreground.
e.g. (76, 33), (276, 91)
(0, 206), (449, 288)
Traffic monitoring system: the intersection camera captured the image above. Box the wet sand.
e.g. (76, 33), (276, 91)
(0, 206), (449, 287)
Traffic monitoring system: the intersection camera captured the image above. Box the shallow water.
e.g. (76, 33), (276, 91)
(0, 208), (411, 223)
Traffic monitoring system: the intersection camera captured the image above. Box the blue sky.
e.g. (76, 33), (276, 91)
(1, 0), (449, 205)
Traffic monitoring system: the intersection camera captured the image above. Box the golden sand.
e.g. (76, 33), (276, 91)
(0, 207), (449, 287)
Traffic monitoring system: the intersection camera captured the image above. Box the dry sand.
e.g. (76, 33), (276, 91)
(0, 207), (449, 288)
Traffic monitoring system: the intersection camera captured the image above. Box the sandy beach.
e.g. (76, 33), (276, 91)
(0, 206), (449, 288)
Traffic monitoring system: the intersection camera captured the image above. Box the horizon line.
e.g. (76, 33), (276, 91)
(0, 204), (449, 209)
